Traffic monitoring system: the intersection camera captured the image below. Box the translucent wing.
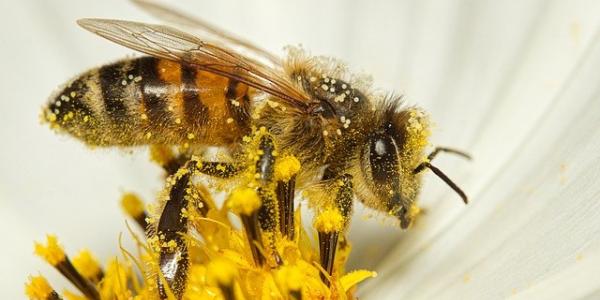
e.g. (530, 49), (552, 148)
(77, 18), (310, 106)
(130, 0), (281, 67)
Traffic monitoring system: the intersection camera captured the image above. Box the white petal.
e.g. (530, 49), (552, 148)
(362, 1), (600, 299)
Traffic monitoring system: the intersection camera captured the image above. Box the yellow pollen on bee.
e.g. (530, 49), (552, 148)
(323, 130), (329, 136)
(145, 132), (152, 139)
(341, 83), (347, 89)
(321, 84), (329, 91)
(121, 80), (127, 86)
(134, 76), (142, 82)
(47, 113), (57, 122)
(226, 118), (234, 124)
(175, 118), (181, 124)
(187, 133), (195, 140)
(336, 129), (342, 135)
(140, 113), (148, 120)
(70, 91), (76, 98)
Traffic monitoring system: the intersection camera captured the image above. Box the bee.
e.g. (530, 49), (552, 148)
(43, 0), (469, 297)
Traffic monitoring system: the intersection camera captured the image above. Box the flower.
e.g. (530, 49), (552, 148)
(28, 140), (377, 299)
(2, 1), (600, 299)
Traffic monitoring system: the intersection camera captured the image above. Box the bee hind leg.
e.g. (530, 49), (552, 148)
(155, 166), (192, 299)
(154, 155), (243, 299)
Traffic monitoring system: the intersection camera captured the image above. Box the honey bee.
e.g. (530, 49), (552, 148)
(44, 0), (469, 296)
(44, 0), (470, 227)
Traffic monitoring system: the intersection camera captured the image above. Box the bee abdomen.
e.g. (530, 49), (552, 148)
(44, 56), (252, 146)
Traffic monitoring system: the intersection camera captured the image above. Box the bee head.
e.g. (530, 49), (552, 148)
(354, 100), (431, 229)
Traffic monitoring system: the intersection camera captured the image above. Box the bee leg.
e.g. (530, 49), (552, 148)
(156, 167), (193, 299)
(254, 135), (283, 265)
(193, 160), (241, 178)
(317, 173), (353, 285)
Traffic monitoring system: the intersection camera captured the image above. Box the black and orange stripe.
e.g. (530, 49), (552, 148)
(48, 56), (254, 146)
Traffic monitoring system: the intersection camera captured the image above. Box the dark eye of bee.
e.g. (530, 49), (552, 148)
(368, 134), (400, 186)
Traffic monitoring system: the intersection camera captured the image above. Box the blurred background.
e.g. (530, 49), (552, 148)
(1, 1), (600, 299)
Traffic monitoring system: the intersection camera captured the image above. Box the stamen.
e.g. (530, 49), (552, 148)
(275, 266), (303, 299)
(275, 156), (301, 238)
(315, 208), (344, 285)
(227, 187), (265, 266)
(120, 192), (148, 232)
(34, 236), (100, 299)
(207, 259), (237, 300)
(25, 275), (62, 300)
(72, 249), (104, 283)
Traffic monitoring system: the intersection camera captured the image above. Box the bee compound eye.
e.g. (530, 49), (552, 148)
(368, 135), (400, 185)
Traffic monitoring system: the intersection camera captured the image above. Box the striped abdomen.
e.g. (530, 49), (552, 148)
(44, 56), (252, 146)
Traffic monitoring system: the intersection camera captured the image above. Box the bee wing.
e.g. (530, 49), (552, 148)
(130, 0), (281, 67)
(77, 18), (310, 106)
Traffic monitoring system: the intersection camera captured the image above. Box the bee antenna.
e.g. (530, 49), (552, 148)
(413, 162), (468, 204)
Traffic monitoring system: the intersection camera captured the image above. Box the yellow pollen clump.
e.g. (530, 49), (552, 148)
(227, 187), (261, 215)
(34, 235), (65, 266)
(314, 208), (344, 233)
(72, 249), (101, 279)
(120, 192), (145, 218)
(274, 155), (301, 182)
(25, 276), (54, 300)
